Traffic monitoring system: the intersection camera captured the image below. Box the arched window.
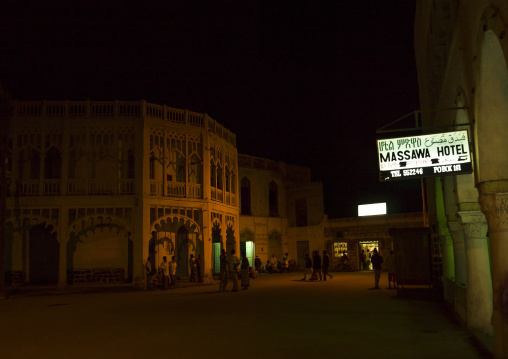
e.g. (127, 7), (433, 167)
(241, 177), (251, 215)
(225, 166), (230, 192)
(44, 146), (61, 179)
(210, 159), (216, 187)
(269, 181), (278, 216)
(217, 162), (223, 190)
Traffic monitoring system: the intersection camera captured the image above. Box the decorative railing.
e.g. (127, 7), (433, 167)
(149, 180), (163, 196)
(187, 183), (202, 199)
(18, 180), (39, 196)
(11, 178), (208, 200)
(118, 179), (135, 195)
(43, 179), (61, 196)
(13, 100), (236, 146)
(167, 182), (186, 197)
(225, 192), (237, 206)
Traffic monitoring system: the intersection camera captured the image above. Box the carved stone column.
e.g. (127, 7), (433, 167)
(448, 221), (467, 286)
(479, 192), (508, 358)
(439, 230), (455, 305)
(457, 211), (493, 334)
(440, 231), (455, 280)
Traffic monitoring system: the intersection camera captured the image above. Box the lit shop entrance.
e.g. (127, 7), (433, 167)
(359, 242), (379, 271)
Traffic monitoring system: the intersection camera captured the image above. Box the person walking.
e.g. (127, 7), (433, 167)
(229, 249), (240, 292)
(169, 255), (177, 289)
(219, 249), (228, 291)
(384, 250), (397, 289)
(160, 256), (169, 290)
(240, 251), (250, 290)
(322, 250), (333, 280)
(312, 250), (322, 281)
(301, 253), (312, 280)
(370, 248), (384, 289)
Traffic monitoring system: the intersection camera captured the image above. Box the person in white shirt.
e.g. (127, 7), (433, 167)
(160, 256), (169, 290)
(384, 250), (397, 289)
(270, 254), (278, 273)
(169, 256), (178, 289)
(229, 249), (240, 292)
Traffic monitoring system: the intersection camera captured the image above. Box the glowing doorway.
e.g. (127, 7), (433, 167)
(359, 242), (379, 271)
(240, 241), (254, 267)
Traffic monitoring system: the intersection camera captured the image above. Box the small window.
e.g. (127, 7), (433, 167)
(333, 242), (348, 258)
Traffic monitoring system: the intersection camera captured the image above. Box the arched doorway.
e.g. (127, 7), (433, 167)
(177, 226), (189, 277)
(211, 222), (222, 275)
(29, 223), (59, 284)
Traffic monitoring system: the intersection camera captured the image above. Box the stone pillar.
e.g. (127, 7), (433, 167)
(440, 231), (455, 304)
(440, 231), (455, 280)
(457, 211), (493, 335)
(448, 221), (467, 286)
(479, 191), (508, 358)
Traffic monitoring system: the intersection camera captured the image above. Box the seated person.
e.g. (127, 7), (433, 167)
(264, 260), (271, 273)
(249, 267), (256, 279)
(341, 252), (350, 262)
(254, 256), (262, 272)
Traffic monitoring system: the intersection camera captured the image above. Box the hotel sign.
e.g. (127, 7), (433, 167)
(377, 130), (472, 181)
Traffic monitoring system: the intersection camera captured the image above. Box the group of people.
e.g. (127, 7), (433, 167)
(219, 249), (251, 292)
(368, 248), (397, 290)
(258, 253), (292, 273)
(145, 253), (203, 290)
(145, 255), (178, 290)
(145, 247), (398, 291)
(301, 250), (333, 281)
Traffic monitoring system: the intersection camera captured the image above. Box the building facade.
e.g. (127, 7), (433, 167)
(238, 154), (325, 269)
(415, 1), (508, 356)
(4, 100), (239, 287)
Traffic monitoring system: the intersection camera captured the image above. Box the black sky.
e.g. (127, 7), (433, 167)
(0, 1), (423, 218)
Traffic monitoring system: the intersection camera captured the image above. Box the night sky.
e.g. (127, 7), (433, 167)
(0, 1), (423, 218)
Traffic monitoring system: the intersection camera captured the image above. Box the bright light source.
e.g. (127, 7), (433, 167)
(358, 203), (386, 216)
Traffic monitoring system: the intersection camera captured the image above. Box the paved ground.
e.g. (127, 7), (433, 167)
(0, 271), (493, 359)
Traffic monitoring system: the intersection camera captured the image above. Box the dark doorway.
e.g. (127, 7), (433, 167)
(29, 223), (59, 284)
(296, 241), (309, 270)
(177, 226), (189, 277)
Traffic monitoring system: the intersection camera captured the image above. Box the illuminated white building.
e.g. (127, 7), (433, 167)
(415, 1), (508, 355)
(4, 100), (239, 286)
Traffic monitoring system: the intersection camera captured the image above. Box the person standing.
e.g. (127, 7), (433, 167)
(322, 250), (333, 280)
(301, 253), (313, 280)
(195, 255), (202, 282)
(360, 250), (366, 270)
(312, 250), (322, 281)
(384, 250), (397, 289)
(189, 254), (196, 282)
(160, 256), (169, 290)
(240, 251), (250, 290)
(270, 254), (278, 273)
(370, 248), (383, 289)
(169, 256), (177, 289)
(254, 255), (262, 272)
(145, 257), (153, 289)
(285, 252), (292, 272)
(219, 249), (228, 291)
(229, 249), (240, 292)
